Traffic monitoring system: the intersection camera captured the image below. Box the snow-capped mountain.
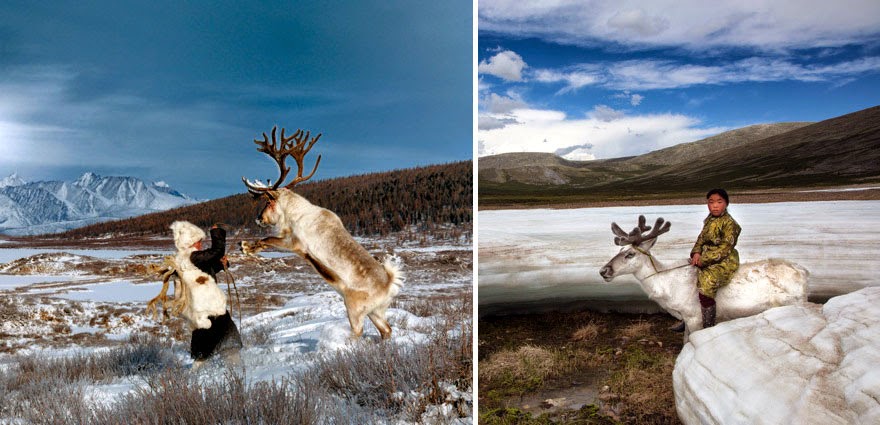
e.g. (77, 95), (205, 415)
(0, 172), (26, 188)
(0, 173), (196, 235)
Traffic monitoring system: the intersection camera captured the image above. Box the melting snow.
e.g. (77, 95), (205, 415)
(480, 200), (880, 308)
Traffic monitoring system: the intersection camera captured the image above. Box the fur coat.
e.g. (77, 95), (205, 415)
(170, 221), (227, 329)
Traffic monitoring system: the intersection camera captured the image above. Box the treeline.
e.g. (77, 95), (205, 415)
(54, 161), (472, 239)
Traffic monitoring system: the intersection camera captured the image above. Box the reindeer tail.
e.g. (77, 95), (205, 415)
(383, 255), (405, 297)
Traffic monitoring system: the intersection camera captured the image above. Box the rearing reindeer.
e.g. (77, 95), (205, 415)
(240, 126), (404, 339)
(599, 215), (808, 343)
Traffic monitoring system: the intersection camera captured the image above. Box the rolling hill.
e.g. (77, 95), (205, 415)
(479, 105), (880, 206)
(42, 161), (472, 240)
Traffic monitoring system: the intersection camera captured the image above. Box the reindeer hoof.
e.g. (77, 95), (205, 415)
(240, 241), (257, 256)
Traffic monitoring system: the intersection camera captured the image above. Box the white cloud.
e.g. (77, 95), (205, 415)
(478, 92), (529, 130)
(478, 77), (493, 92)
(479, 115), (520, 131)
(612, 91), (645, 106)
(607, 9), (669, 37)
(533, 67), (602, 93)
(478, 50), (528, 81)
(480, 92), (528, 114)
(478, 105), (728, 159)
(589, 105), (625, 122)
(479, 0), (880, 51)
(535, 56), (880, 91)
(555, 143), (596, 161)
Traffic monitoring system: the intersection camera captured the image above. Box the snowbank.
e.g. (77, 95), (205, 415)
(673, 287), (880, 425)
(480, 201), (880, 310)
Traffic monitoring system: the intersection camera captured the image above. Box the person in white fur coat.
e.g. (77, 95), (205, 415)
(170, 221), (242, 366)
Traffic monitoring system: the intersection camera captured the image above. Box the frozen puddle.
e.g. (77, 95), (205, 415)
(0, 274), (90, 291)
(52, 280), (164, 303)
(0, 248), (169, 264)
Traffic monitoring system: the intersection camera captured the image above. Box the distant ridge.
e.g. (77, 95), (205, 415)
(479, 105), (880, 206)
(49, 161), (472, 239)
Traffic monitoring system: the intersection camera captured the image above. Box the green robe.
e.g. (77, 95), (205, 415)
(691, 211), (741, 298)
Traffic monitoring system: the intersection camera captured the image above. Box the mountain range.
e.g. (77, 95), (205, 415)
(0, 173), (196, 235)
(479, 105), (880, 206)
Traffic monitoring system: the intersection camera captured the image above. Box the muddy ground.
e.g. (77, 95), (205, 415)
(479, 309), (686, 424)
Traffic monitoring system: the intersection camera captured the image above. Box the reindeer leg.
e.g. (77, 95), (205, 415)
(344, 296), (368, 339)
(146, 271), (173, 321)
(241, 236), (285, 256)
(171, 275), (188, 316)
(242, 228), (294, 256)
(368, 309), (392, 340)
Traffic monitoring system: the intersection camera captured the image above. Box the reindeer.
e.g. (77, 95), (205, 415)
(240, 126), (404, 339)
(599, 215), (808, 343)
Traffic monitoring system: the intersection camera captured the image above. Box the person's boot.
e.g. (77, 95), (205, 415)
(701, 304), (716, 328)
(669, 321), (686, 332)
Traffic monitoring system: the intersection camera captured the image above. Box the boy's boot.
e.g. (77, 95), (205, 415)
(698, 293), (716, 329)
(701, 304), (716, 328)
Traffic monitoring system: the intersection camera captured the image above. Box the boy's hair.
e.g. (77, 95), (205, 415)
(706, 188), (729, 203)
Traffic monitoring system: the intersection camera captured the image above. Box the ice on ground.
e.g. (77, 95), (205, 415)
(0, 275), (88, 291)
(479, 200), (880, 308)
(53, 280), (163, 303)
(238, 290), (441, 381)
(674, 287), (880, 425)
(0, 248), (169, 264)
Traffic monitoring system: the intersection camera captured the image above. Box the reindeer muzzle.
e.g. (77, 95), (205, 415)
(599, 265), (614, 281)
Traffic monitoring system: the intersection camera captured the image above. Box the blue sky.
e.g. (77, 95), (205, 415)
(0, 1), (472, 199)
(478, 0), (880, 160)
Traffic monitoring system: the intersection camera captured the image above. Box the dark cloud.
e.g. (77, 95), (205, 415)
(0, 0), (472, 199)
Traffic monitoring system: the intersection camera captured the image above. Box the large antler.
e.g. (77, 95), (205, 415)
(610, 215), (671, 246)
(242, 126), (322, 196)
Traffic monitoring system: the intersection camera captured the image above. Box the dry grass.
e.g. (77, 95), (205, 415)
(315, 294), (473, 422)
(479, 343), (600, 403)
(572, 322), (602, 342)
(620, 320), (653, 339)
(92, 369), (354, 424)
(480, 345), (556, 387)
(0, 236), (473, 423)
(605, 347), (678, 423)
(0, 310), (473, 424)
(0, 290), (473, 424)
(241, 322), (274, 347)
(0, 334), (180, 422)
(480, 310), (685, 424)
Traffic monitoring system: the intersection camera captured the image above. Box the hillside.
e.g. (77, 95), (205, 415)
(479, 105), (880, 206)
(44, 161), (472, 240)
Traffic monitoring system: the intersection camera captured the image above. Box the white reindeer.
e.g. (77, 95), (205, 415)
(599, 215), (808, 343)
(240, 126), (404, 339)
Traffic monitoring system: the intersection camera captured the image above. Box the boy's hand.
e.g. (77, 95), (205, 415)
(221, 255), (229, 268)
(690, 253), (702, 267)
